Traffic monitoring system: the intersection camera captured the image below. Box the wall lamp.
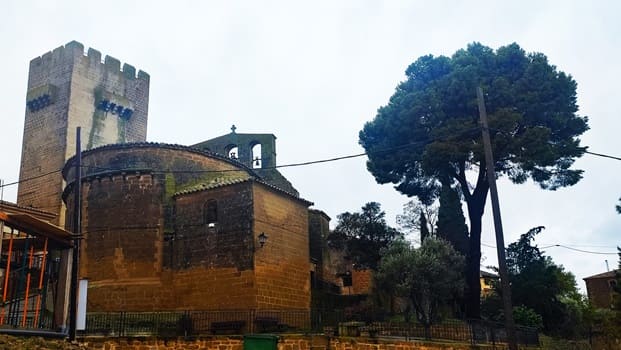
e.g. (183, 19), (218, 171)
(258, 232), (268, 248)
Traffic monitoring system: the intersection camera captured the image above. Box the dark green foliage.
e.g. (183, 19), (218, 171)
(513, 305), (544, 330)
(503, 227), (582, 335)
(327, 202), (402, 270)
(375, 238), (465, 336)
(617, 198), (621, 214)
(436, 185), (469, 256)
(359, 42), (588, 317)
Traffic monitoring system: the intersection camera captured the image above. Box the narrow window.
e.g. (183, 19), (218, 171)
(251, 143), (262, 168)
(205, 200), (218, 227)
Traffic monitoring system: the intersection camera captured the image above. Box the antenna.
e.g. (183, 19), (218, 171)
(606, 260), (610, 272)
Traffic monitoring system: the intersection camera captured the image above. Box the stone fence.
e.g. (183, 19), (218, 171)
(76, 335), (532, 350)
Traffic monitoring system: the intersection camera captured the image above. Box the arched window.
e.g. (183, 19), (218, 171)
(251, 142), (262, 168)
(204, 200), (218, 227)
(226, 144), (238, 159)
(228, 146), (238, 159)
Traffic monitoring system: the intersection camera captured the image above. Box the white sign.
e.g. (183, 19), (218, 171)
(77, 279), (88, 330)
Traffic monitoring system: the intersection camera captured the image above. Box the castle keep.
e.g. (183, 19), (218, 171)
(17, 41), (149, 226)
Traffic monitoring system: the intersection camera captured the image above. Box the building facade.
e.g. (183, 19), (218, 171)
(584, 270), (620, 309)
(62, 143), (312, 312)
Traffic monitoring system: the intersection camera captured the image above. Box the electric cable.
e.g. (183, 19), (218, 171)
(2, 125), (620, 189)
(481, 241), (618, 255)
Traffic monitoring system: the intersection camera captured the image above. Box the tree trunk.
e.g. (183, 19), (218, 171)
(464, 186), (488, 319)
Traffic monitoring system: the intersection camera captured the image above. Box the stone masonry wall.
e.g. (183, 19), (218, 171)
(18, 42), (78, 225)
(308, 209), (330, 282)
(18, 41), (149, 227)
(253, 184), (310, 310)
(77, 336), (505, 350)
(351, 269), (372, 295)
(585, 276), (616, 309)
(172, 182), (254, 270)
(64, 172), (166, 311)
(168, 181), (257, 310)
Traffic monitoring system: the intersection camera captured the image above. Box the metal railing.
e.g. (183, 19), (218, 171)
(82, 309), (539, 347)
(84, 309), (311, 337)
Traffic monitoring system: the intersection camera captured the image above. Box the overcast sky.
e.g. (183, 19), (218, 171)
(1, 1), (619, 291)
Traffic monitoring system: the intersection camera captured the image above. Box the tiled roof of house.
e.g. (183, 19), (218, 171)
(173, 178), (313, 206)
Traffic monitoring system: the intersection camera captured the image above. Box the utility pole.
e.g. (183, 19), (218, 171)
(69, 127), (82, 341)
(477, 87), (518, 350)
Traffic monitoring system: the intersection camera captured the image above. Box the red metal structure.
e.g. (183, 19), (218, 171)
(0, 211), (72, 331)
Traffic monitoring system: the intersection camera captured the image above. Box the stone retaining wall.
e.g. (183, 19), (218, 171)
(76, 335), (513, 350)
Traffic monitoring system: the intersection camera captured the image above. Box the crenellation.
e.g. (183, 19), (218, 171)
(52, 45), (64, 61)
(138, 70), (150, 82)
(29, 56), (42, 68)
(104, 55), (121, 71)
(64, 40), (84, 57)
(122, 63), (136, 79)
(87, 47), (101, 63)
(40, 51), (53, 65)
(65, 40), (84, 50)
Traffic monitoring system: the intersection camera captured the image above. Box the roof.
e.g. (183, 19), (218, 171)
(0, 200), (56, 221)
(62, 142), (259, 179)
(173, 178), (314, 206)
(309, 209), (331, 221)
(583, 270), (619, 280)
(480, 270), (499, 279)
(0, 211), (73, 247)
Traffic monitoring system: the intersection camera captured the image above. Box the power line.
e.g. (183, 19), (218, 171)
(585, 150), (621, 162)
(539, 244), (619, 255)
(2, 127), (620, 189)
(22, 128), (483, 178)
(481, 241), (618, 255)
(0, 168), (63, 189)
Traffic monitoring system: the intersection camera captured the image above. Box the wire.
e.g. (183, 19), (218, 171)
(585, 150), (621, 162)
(0, 169), (63, 189)
(481, 241), (619, 255)
(2, 126), (620, 189)
(44, 127), (484, 176)
(539, 244), (619, 255)
(538, 243), (618, 248)
(487, 126), (621, 162)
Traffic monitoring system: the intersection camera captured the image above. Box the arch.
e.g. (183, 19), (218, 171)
(225, 144), (238, 159)
(250, 141), (262, 168)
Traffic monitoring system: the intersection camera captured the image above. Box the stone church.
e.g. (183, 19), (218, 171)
(14, 41), (350, 318)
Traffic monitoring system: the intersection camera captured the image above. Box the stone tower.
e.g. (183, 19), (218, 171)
(17, 41), (149, 226)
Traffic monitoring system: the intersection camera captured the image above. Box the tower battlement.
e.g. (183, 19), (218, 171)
(29, 40), (149, 81)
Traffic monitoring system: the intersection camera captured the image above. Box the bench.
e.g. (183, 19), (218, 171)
(210, 320), (245, 334)
(254, 317), (287, 333)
